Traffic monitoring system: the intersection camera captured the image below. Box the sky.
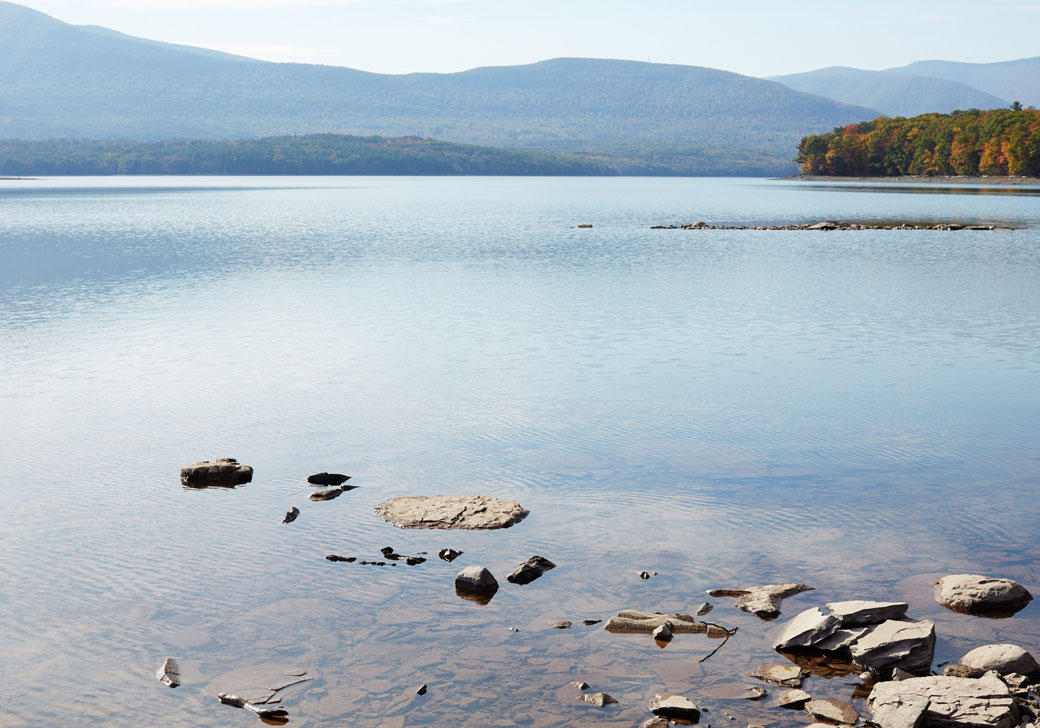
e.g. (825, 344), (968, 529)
(12, 0), (1040, 77)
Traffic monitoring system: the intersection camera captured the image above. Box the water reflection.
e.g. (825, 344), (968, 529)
(792, 182), (1040, 197)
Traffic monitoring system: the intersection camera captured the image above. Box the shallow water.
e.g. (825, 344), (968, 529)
(1, 176), (1038, 727)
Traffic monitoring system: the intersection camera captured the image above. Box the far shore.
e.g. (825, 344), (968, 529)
(782, 174), (1040, 186)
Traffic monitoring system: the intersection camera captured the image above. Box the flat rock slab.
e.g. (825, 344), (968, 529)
(806, 698), (858, 725)
(376, 495), (529, 530)
(848, 619), (935, 674)
(649, 694), (701, 721)
(180, 458), (253, 487)
(933, 575), (1033, 617)
(961, 644), (1039, 676)
(826, 600), (908, 626)
(708, 583), (813, 619)
(605, 611), (703, 634)
(869, 674), (1016, 728)
(774, 689), (812, 708)
(750, 663), (806, 687)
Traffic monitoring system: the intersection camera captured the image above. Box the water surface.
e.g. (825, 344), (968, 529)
(1, 176), (1038, 727)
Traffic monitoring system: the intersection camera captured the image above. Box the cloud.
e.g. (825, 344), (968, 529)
(424, 15), (473, 24)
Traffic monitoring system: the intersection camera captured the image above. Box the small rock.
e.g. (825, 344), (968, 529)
(639, 571), (651, 579)
(415, 684), (428, 696)
(156, 657), (181, 688)
(508, 627), (519, 632)
(773, 689), (811, 708)
(805, 698), (858, 725)
(507, 555), (556, 585)
(942, 664), (987, 678)
(455, 566), (499, 597)
(380, 546), (400, 559)
(696, 602), (714, 616)
(744, 686), (768, 700)
(933, 574), (1033, 617)
(642, 718), (670, 728)
(180, 458), (252, 487)
(961, 644), (1040, 676)
(605, 610), (702, 634)
(309, 487), (346, 501)
(570, 681), (590, 690)
(438, 548), (463, 562)
(650, 694), (701, 721)
(325, 554), (356, 562)
(282, 507), (299, 524)
(579, 692), (617, 706)
(551, 621), (572, 629)
(652, 623), (673, 643)
(708, 583), (813, 619)
(892, 667), (915, 681)
(576, 224), (594, 229)
(376, 495), (529, 530)
(750, 663), (805, 687)
(581, 619), (602, 626)
(405, 556), (426, 566)
(307, 472), (350, 486)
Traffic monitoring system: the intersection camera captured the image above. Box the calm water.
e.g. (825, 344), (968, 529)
(1, 176), (1038, 727)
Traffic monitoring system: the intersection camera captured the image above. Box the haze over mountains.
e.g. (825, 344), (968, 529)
(0, 1), (1033, 175)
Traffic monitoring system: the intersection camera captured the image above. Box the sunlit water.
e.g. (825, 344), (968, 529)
(1, 176), (1038, 727)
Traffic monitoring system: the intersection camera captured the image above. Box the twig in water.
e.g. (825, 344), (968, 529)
(698, 622), (738, 663)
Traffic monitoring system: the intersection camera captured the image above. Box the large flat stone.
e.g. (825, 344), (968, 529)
(849, 619), (935, 674)
(868, 674), (1016, 728)
(805, 698), (858, 725)
(708, 583), (813, 619)
(376, 495), (529, 530)
(180, 458), (253, 486)
(773, 607), (840, 650)
(605, 611), (702, 634)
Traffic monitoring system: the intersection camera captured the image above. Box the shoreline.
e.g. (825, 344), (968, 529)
(781, 174), (1040, 186)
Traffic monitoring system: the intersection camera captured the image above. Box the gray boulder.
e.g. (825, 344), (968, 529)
(960, 644), (1039, 676)
(376, 495), (529, 530)
(848, 619), (936, 674)
(868, 674), (1016, 728)
(455, 566), (499, 600)
(506, 555), (556, 585)
(180, 458), (252, 486)
(933, 575), (1033, 617)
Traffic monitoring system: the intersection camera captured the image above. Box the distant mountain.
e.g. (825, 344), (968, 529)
(887, 57), (1040, 108)
(0, 1), (878, 175)
(770, 67), (1007, 117)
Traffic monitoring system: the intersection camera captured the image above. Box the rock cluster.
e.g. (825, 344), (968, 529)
(650, 221), (1009, 231)
(773, 600), (934, 676)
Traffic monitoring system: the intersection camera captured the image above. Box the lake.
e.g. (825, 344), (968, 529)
(1, 176), (1038, 727)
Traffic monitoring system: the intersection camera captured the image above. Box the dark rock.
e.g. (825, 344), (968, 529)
(696, 602), (714, 616)
(652, 623), (673, 643)
(581, 619), (602, 626)
(307, 472), (350, 486)
(282, 507), (299, 524)
(309, 487), (346, 501)
(933, 575), (1033, 617)
(325, 554), (356, 563)
(576, 224), (594, 229)
(551, 621), (572, 629)
(180, 458), (253, 487)
(639, 571), (651, 579)
(708, 583), (813, 619)
(507, 555), (556, 585)
(438, 548), (463, 562)
(455, 566), (498, 603)
(405, 556), (426, 566)
(416, 684), (428, 696)
(570, 681), (590, 690)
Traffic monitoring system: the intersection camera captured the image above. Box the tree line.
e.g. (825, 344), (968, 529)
(797, 107), (1040, 177)
(0, 135), (618, 176)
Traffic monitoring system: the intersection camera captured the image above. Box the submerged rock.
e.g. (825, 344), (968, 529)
(743, 686), (768, 701)
(309, 487), (347, 501)
(749, 663), (805, 687)
(376, 495), (529, 530)
(282, 507), (299, 524)
(773, 689), (811, 708)
(579, 692), (617, 706)
(325, 554), (356, 562)
(307, 472), (350, 486)
(960, 644), (1039, 676)
(868, 674), (1016, 728)
(650, 694), (701, 722)
(933, 575), (1033, 617)
(707, 583), (813, 619)
(156, 657), (182, 688)
(507, 555), (556, 585)
(805, 698), (858, 725)
(180, 458), (253, 487)
(551, 620), (572, 629)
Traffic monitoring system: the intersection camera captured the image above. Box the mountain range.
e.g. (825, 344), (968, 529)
(0, 0), (1034, 175)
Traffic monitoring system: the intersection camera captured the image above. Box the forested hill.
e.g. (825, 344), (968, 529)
(0, 1), (875, 175)
(0, 136), (620, 176)
(796, 108), (1040, 177)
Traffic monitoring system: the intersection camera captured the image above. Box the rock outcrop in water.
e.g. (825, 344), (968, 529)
(707, 583), (814, 619)
(933, 574), (1033, 617)
(773, 600), (934, 677)
(180, 458), (253, 487)
(376, 495), (529, 530)
(867, 673), (1017, 728)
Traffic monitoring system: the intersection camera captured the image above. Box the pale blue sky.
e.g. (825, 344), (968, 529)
(16, 0), (1040, 76)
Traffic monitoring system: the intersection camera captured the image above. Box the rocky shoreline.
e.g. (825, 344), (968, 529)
(650, 221), (1011, 231)
(781, 175), (1040, 186)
